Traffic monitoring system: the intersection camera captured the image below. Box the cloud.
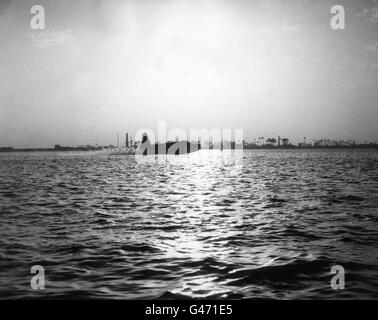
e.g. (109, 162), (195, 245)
(29, 30), (73, 48)
(335, 55), (368, 70)
(367, 42), (378, 52)
(359, 6), (378, 22)
(371, 7), (378, 22)
(278, 24), (300, 32)
(0, 0), (11, 15)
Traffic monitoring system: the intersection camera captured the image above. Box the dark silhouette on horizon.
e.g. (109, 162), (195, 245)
(135, 133), (201, 155)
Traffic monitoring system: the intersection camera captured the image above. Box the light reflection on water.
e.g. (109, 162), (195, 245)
(0, 149), (377, 299)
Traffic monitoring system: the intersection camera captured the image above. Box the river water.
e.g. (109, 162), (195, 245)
(0, 149), (377, 299)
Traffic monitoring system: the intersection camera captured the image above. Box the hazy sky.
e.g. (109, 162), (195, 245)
(0, 0), (378, 147)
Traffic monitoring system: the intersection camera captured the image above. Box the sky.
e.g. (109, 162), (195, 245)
(0, 0), (378, 147)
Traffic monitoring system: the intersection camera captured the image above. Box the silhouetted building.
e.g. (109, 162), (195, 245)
(266, 138), (277, 146)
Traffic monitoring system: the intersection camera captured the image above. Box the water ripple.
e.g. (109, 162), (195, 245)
(0, 149), (377, 299)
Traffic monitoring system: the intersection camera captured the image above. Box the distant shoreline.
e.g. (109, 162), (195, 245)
(1, 145), (377, 153)
(243, 144), (378, 150)
(0, 147), (104, 153)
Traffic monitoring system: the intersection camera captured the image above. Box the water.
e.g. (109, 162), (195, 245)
(0, 149), (377, 299)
